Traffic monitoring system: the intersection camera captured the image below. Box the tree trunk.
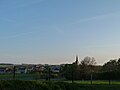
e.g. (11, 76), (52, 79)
(13, 66), (16, 80)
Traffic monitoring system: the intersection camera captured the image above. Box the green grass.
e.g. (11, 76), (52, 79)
(64, 80), (120, 85)
(0, 74), (36, 80)
(1, 74), (120, 89)
(0, 80), (120, 90)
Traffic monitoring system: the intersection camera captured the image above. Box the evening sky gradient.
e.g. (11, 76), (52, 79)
(0, 0), (120, 64)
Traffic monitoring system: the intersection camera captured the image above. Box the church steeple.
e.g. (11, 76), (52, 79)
(75, 55), (79, 65)
(72, 55), (79, 65)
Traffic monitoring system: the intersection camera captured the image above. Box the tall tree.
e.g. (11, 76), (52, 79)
(80, 56), (96, 81)
(81, 56), (96, 66)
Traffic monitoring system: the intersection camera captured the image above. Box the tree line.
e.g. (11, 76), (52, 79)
(60, 56), (120, 81)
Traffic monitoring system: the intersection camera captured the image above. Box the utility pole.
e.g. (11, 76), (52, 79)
(90, 68), (93, 85)
(72, 68), (74, 83)
(13, 66), (16, 80)
(90, 73), (93, 85)
(48, 67), (51, 81)
(109, 79), (111, 85)
(109, 68), (111, 86)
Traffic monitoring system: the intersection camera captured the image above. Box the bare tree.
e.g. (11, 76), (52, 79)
(81, 56), (96, 66)
(81, 56), (96, 84)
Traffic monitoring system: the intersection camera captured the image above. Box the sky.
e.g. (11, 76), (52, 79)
(0, 0), (120, 65)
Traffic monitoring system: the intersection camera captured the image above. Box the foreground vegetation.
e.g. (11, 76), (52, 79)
(0, 80), (120, 90)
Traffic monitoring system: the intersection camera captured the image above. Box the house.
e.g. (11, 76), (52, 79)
(26, 64), (36, 73)
(6, 68), (13, 74)
(50, 65), (60, 73)
(17, 67), (27, 74)
(0, 67), (6, 74)
(0, 63), (13, 74)
(0, 63), (13, 67)
(35, 64), (45, 72)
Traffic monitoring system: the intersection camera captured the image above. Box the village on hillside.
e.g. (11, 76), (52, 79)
(0, 63), (63, 74)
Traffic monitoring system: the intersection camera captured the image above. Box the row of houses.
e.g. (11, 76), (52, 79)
(0, 63), (63, 74)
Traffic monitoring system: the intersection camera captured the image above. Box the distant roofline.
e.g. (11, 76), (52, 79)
(0, 63), (13, 65)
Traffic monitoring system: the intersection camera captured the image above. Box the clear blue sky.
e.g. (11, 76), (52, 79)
(0, 0), (120, 64)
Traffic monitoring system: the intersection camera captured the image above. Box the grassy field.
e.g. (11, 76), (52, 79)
(0, 79), (119, 90)
(0, 80), (120, 90)
(0, 74), (42, 80)
(64, 80), (120, 85)
(1, 74), (120, 89)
